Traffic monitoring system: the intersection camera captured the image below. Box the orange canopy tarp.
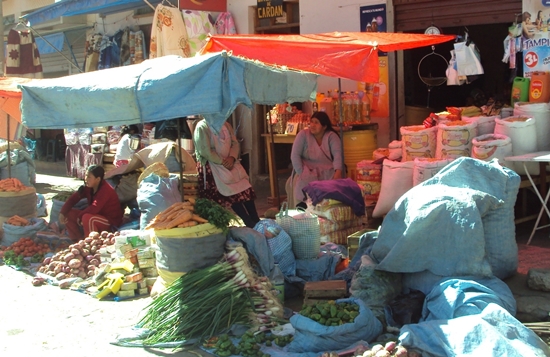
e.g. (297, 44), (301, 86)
(0, 77), (37, 140)
(201, 32), (456, 83)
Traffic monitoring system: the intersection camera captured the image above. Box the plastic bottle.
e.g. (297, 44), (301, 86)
(269, 263), (285, 303)
(361, 90), (371, 123)
(332, 89), (340, 125)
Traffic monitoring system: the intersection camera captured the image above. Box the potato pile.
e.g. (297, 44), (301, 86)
(37, 231), (118, 281)
(352, 342), (415, 357)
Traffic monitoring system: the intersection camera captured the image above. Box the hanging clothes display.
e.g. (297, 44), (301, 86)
(215, 12), (236, 35)
(99, 30), (125, 70)
(83, 33), (103, 72)
(182, 10), (217, 56)
(121, 29), (147, 66)
(150, 4), (191, 59)
(5, 29), (43, 78)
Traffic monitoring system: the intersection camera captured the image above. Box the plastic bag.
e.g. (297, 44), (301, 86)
(276, 202), (320, 260)
(254, 219), (296, 277)
(350, 256), (403, 321)
(137, 174), (181, 230)
(287, 297), (382, 353)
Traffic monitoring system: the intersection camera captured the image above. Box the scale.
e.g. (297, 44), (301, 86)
(417, 46), (448, 108)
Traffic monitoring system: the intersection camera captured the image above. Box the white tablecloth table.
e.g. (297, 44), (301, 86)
(506, 151), (550, 245)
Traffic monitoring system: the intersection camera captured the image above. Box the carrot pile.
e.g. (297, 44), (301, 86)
(0, 178), (27, 192)
(6, 215), (30, 226)
(145, 198), (209, 230)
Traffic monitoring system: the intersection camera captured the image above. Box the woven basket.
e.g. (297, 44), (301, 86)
(138, 162), (169, 186)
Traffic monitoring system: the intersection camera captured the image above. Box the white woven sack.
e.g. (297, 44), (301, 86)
(388, 140), (402, 161)
(412, 158), (453, 186)
(400, 125), (437, 161)
(514, 102), (550, 151)
(372, 160), (414, 218)
(494, 116), (538, 175)
(436, 121), (478, 159)
(462, 115), (498, 136)
(471, 134), (512, 168)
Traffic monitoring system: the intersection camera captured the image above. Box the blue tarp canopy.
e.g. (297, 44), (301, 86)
(19, 51), (318, 131)
(22, 0), (163, 26)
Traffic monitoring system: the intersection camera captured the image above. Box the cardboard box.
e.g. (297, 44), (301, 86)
(120, 282), (138, 291)
(141, 267), (159, 278)
(138, 288), (149, 295)
(118, 244), (133, 255)
(124, 248), (139, 259)
(347, 228), (376, 259)
(138, 258), (156, 269)
(138, 280), (147, 289)
(303, 280), (347, 305)
(125, 272), (143, 282)
(116, 290), (136, 298)
(136, 249), (155, 259)
(145, 277), (157, 287)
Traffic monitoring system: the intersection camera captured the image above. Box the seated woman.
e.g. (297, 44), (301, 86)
(286, 111), (343, 208)
(194, 118), (260, 228)
(59, 165), (123, 241)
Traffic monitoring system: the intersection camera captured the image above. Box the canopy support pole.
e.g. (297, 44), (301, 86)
(268, 110), (281, 207)
(338, 79), (346, 178)
(6, 114), (11, 178)
(177, 118), (184, 202)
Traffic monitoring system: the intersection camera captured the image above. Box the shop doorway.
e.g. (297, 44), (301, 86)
(403, 23), (520, 112)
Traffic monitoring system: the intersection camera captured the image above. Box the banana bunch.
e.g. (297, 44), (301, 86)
(460, 106), (482, 117)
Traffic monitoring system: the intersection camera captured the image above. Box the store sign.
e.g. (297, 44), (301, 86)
(257, 0), (284, 19)
(179, 0), (226, 12)
(523, 0), (550, 76)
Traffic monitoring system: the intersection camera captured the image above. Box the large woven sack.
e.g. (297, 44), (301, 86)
(276, 202), (320, 260)
(153, 223), (226, 284)
(494, 116), (538, 175)
(372, 160), (414, 218)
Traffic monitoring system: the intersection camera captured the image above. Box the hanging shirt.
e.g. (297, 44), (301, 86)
(5, 29), (43, 78)
(150, 5), (191, 59)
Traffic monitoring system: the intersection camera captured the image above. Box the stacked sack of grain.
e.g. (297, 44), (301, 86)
(310, 199), (364, 245)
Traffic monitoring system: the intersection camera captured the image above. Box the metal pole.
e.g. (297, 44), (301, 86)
(0, 3), (4, 76)
(6, 114), (11, 178)
(268, 110), (281, 207)
(177, 118), (184, 202)
(338, 79), (346, 178)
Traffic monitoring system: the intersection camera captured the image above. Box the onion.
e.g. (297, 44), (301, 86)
(64, 253), (75, 263)
(86, 255), (94, 262)
(71, 248), (80, 256)
(89, 259), (100, 267)
(84, 237), (93, 244)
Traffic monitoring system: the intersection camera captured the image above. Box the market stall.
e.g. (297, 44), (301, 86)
(2, 31), (548, 357)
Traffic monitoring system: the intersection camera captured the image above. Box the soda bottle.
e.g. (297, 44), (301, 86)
(269, 263), (285, 303)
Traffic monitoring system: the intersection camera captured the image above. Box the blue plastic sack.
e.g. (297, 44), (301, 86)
(2, 218), (47, 246)
(36, 193), (47, 217)
(137, 174), (181, 230)
(287, 297), (382, 353)
(254, 219), (296, 277)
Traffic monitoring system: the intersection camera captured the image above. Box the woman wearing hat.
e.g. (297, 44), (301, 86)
(193, 118), (260, 228)
(59, 165), (123, 241)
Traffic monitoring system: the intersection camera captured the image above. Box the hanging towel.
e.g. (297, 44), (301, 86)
(182, 10), (216, 56)
(215, 12), (237, 35)
(150, 4), (191, 59)
(5, 29), (43, 78)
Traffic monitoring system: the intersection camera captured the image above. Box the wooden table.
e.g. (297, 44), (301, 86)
(506, 151), (550, 245)
(261, 133), (295, 204)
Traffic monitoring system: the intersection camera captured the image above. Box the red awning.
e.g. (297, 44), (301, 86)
(201, 32), (456, 83)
